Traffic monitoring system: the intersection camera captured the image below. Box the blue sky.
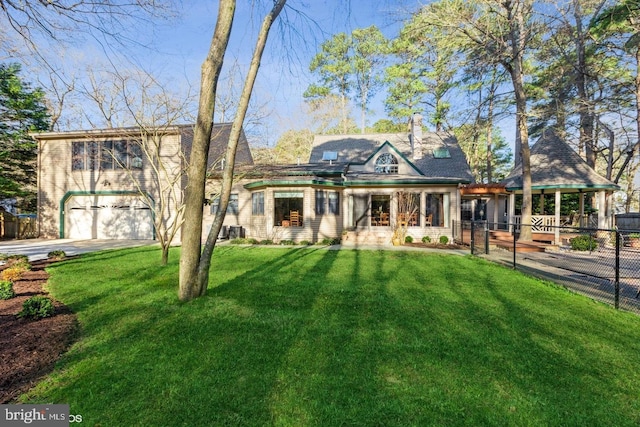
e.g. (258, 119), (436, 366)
(133, 0), (418, 143)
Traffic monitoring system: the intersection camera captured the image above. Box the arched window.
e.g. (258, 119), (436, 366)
(375, 153), (398, 174)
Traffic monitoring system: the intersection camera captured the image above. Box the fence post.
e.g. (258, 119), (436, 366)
(471, 221), (475, 255)
(512, 225), (517, 269)
(615, 231), (620, 309)
(485, 222), (490, 255)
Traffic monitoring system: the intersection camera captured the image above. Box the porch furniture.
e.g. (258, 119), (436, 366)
(425, 214), (433, 227)
(290, 210), (301, 226)
(379, 212), (390, 226)
(281, 220), (290, 227)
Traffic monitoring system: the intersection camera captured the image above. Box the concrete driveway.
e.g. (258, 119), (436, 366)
(0, 239), (157, 261)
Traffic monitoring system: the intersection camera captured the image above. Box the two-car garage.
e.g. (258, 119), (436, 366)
(63, 193), (154, 240)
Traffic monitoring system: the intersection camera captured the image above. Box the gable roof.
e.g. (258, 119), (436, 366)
(501, 129), (619, 192)
(309, 131), (473, 183)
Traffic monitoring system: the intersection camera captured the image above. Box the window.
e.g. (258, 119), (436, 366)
(252, 192), (264, 215)
(397, 192), (420, 226)
(426, 193), (449, 227)
(274, 191), (303, 226)
(328, 192), (340, 215)
(316, 190), (339, 215)
(371, 194), (391, 226)
(374, 153), (398, 174)
(72, 141), (99, 171)
(72, 140), (143, 171)
(210, 193), (238, 215)
(315, 190), (326, 215)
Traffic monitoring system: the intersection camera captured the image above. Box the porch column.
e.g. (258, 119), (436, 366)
(509, 193), (516, 232)
(539, 189), (545, 215)
(555, 190), (561, 245)
(493, 193), (499, 229)
(596, 191), (607, 229)
(579, 190), (585, 227)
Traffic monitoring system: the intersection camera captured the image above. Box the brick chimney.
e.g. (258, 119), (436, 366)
(410, 113), (423, 160)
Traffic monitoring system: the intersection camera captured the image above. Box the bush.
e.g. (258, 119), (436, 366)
(318, 237), (340, 245)
(0, 280), (15, 300)
(421, 236), (432, 243)
(18, 296), (54, 320)
(280, 240), (296, 246)
(47, 250), (66, 259)
(439, 236), (449, 245)
(230, 238), (253, 244)
(571, 234), (598, 251)
(405, 236), (414, 243)
(1, 263), (30, 282)
(6, 254), (28, 263)
(299, 240), (313, 246)
(259, 239), (274, 245)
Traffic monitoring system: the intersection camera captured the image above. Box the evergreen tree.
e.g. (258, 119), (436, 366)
(0, 63), (50, 212)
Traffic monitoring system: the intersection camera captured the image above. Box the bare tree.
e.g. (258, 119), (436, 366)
(179, 0), (287, 301)
(81, 65), (196, 264)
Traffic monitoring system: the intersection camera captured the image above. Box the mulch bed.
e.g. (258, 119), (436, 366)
(0, 259), (78, 403)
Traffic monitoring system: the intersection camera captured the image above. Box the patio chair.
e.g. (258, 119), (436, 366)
(290, 210), (301, 226)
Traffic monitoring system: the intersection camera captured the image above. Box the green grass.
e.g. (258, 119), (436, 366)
(22, 246), (640, 426)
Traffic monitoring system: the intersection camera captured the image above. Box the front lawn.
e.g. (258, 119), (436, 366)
(22, 246), (640, 426)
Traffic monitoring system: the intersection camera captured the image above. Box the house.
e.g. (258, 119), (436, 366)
(33, 123), (253, 241)
(205, 114), (474, 244)
(33, 115), (474, 244)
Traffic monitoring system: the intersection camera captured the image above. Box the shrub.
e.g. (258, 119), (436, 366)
(47, 250), (66, 259)
(405, 235), (414, 243)
(421, 236), (432, 243)
(246, 238), (259, 244)
(318, 237), (340, 245)
(18, 296), (54, 320)
(230, 238), (252, 244)
(7, 254), (28, 263)
(280, 240), (296, 246)
(259, 239), (274, 245)
(299, 240), (313, 246)
(439, 235), (449, 245)
(571, 234), (598, 251)
(1, 263), (30, 282)
(0, 280), (15, 300)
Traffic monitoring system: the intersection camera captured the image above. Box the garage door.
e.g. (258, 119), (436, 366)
(65, 195), (154, 240)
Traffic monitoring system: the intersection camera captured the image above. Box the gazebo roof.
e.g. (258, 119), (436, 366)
(501, 129), (619, 193)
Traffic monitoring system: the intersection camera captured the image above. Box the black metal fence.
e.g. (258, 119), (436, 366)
(454, 220), (640, 314)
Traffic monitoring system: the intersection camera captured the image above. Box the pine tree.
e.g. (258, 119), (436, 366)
(0, 63), (50, 211)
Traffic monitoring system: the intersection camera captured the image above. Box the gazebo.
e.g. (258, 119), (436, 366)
(499, 129), (619, 243)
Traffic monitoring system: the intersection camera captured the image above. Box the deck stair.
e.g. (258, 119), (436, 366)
(488, 229), (556, 253)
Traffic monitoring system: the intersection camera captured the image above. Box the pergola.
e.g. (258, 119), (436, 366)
(500, 129), (619, 243)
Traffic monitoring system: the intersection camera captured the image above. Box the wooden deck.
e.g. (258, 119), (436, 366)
(460, 229), (556, 253)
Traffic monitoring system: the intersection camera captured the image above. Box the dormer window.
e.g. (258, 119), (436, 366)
(375, 153), (398, 174)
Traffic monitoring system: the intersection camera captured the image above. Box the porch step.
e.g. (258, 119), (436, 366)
(342, 230), (390, 246)
(495, 240), (550, 253)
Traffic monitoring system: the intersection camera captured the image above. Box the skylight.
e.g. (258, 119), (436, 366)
(433, 147), (451, 159)
(322, 151), (338, 161)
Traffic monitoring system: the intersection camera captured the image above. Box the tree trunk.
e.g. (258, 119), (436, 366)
(195, 0), (287, 289)
(507, 0), (533, 242)
(179, 0), (236, 302)
(179, 0), (287, 301)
